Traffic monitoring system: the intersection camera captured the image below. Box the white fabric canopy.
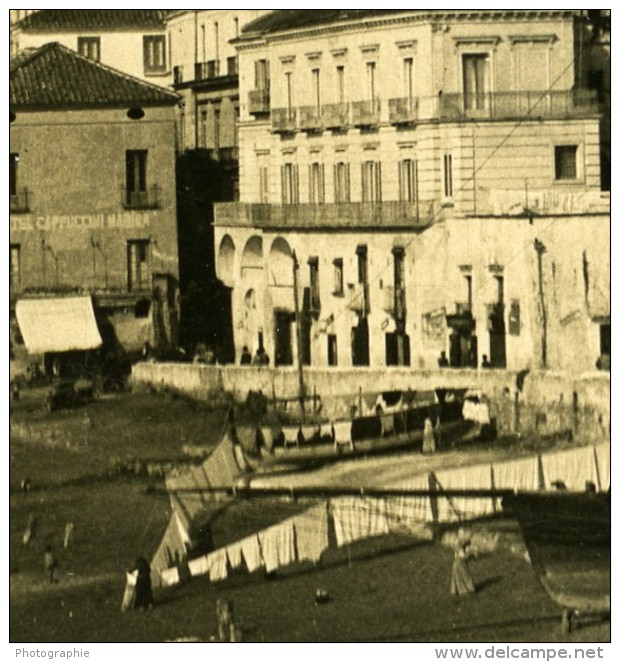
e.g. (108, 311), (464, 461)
(16, 296), (102, 354)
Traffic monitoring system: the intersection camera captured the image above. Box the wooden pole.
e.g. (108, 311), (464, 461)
(292, 250), (306, 420)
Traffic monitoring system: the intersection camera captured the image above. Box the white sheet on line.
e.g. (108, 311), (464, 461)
(541, 445), (598, 491)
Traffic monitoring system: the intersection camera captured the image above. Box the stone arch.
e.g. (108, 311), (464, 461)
(218, 235), (236, 287)
(241, 235), (263, 277)
(268, 237), (294, 287)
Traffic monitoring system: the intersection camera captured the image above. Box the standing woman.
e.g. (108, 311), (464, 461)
(133, 557), (155, 609)
(450, 528), (476, 596)
(422, 416), (436, 454)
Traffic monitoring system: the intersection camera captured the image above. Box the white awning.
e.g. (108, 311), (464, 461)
(16, 296), (102, 354)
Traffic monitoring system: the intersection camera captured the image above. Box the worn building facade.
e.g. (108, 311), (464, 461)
(12, 9), (171, 86)
(214, 9), (609, 372)
(10, 43), (181, 357)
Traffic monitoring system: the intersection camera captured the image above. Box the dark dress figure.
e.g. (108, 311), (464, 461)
(240, 346), (252, 365)
(133, 557), (154, 609)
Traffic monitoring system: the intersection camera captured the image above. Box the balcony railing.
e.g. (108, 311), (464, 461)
(322, 102), (349, 129)
(10, 189), (30, 213)
(383, 285), (406, 320)
(437, 89), (600, 121)
(299, 105), (323, 131)
(388, 97), (419, 124)
(248, 88), (270, 114)
(121, 185), (160, 210)
(272, 108), (297, 132)
(351, 99), (381, 126)
(215, 201), (434, 229)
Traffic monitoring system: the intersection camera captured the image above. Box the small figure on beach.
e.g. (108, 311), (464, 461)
(44, 545), (59, 584)
(422, 416), (436, 454)
(450, 528), (476, 597)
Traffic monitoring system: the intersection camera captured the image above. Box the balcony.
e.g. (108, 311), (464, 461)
(383, 285), (406, 321)
(348, 283), (368, 315)
(248, 88), (270, 115)
(194, 60), (220, 81)
(446, 301), (474, 331)
(121, 185), (160, 210)
(215, 201), (434, 230)
(272, 108), (297, 133)
(437, 89), (600, 121)
(351, 99), (381, 127)
(388, 97), (419, 125)
(322, 103), (349, 129)
(10, 189), (30, 213)
(299, 106), (323, 132)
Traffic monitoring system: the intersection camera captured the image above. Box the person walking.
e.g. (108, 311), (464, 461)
(133, 557), (154, 610)
(422, 416), (436, 454)
(450, 528), (476, 596)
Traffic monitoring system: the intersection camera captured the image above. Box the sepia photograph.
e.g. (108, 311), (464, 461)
(8, 4), (611, 653)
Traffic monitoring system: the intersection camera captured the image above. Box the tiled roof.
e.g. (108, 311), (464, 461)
(10, 42), (179, 108)
(242, 10), (409, 35)
(17, 9), (171, 31)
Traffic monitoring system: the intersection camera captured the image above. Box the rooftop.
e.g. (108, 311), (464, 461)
(10, 42), (179, 109)
(16, 9), (171, 31)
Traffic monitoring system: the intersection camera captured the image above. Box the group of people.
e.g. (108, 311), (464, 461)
(437, 350), (493, 369)
(240, 346), (270, 366)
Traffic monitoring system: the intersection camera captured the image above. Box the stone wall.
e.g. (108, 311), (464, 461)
(131, 362), (609, 444)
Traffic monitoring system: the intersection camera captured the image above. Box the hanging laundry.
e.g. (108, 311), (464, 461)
(259, 427), (275, 452)
(433, 464), (494, 522)
(541, 445), (598, 491)
(595, 444), (610, 491)
(239, 534), (263, 573)
(188, 554), (209, 577)
(332, 497), (389, 547)
(301, 424), (319, 443)
(160, 566), (180, 587)
(386, 474), (433, 526)
(281, 426), (301, 448)
(258, 520), (296, 573)
(380, 413), (395, 437)
(492, 455), (540, 492)
(332, 420), (354, 450)
(294, 504), (329, 564)
(225, 541), (243, 570)
(206, 548), (228, 582)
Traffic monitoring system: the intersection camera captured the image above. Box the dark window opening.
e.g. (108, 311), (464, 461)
(78, 36), (100, 61)
(554, 145), (578, 180)
(143, 35), (166, 73)
(127, 239), (150, 291)
(327, 334), (338, 366)
(385, 332), (410, 366)
(135, 299), (151, 318)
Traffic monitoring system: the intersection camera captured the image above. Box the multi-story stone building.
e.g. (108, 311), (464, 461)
(10, 43), (181, 360)
(12, 9), (171, 86)
(214, 9), (609, 373)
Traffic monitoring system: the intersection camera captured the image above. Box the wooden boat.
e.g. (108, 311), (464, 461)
(502, 491), (611, 632)
(233, 395), (480, 470)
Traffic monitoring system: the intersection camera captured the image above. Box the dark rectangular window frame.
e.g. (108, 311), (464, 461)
(10, 243), (20, 289)
(127, 239), (151, 292)
(143, 35), (166, 74)
(554, 144), (579, 181)
(10, 153), (18, 196)
(332, 258), (344, 296)
(77, 36), (101, 61)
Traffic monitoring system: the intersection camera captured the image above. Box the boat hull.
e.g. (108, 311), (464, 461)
(502, 492), (610, 613)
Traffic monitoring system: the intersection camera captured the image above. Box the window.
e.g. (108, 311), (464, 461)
(10, 244), (20, 290)
(309, 163), (325, 204)
(259, 167), (269, 203)
(554, 145), (578, 180)
(403, 57), (414, 99)
(199, 108), (208, 148)
(227, 56), (238, 76)
(399, 158), (417, 202)
(337, 65), (346, 105)
(334, 162), (350, 203)
(312, 68), (321, 109)
(255, 59), (270, 90)
(327, 334), (338, 366)
(366, 61), (376, 102)
(357, 244), (369, 313)
(10, 153), (18, 196)
(213, 107), (220, 149)
(333, 258), (344, 295)
(127, 240), (151, 291)
(443, 153), (453, 198)
(361, 161), (381, 203)
(308, 256), (320, 312)
(206, 60), (219, 78)
(285, 71), (293, 116)
(281, 163), (299, 204)
(78, 36), (100, 61)
(462, 54), (489, 111)
(234, 17), (239, 38)
(143, 35), (166, 73)
(125, 150), (151, 207)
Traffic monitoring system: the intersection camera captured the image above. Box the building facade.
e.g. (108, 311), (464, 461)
(12, 10), (171, 86)
(214, 9), (609, 372)
(10, 43), (181, 357)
